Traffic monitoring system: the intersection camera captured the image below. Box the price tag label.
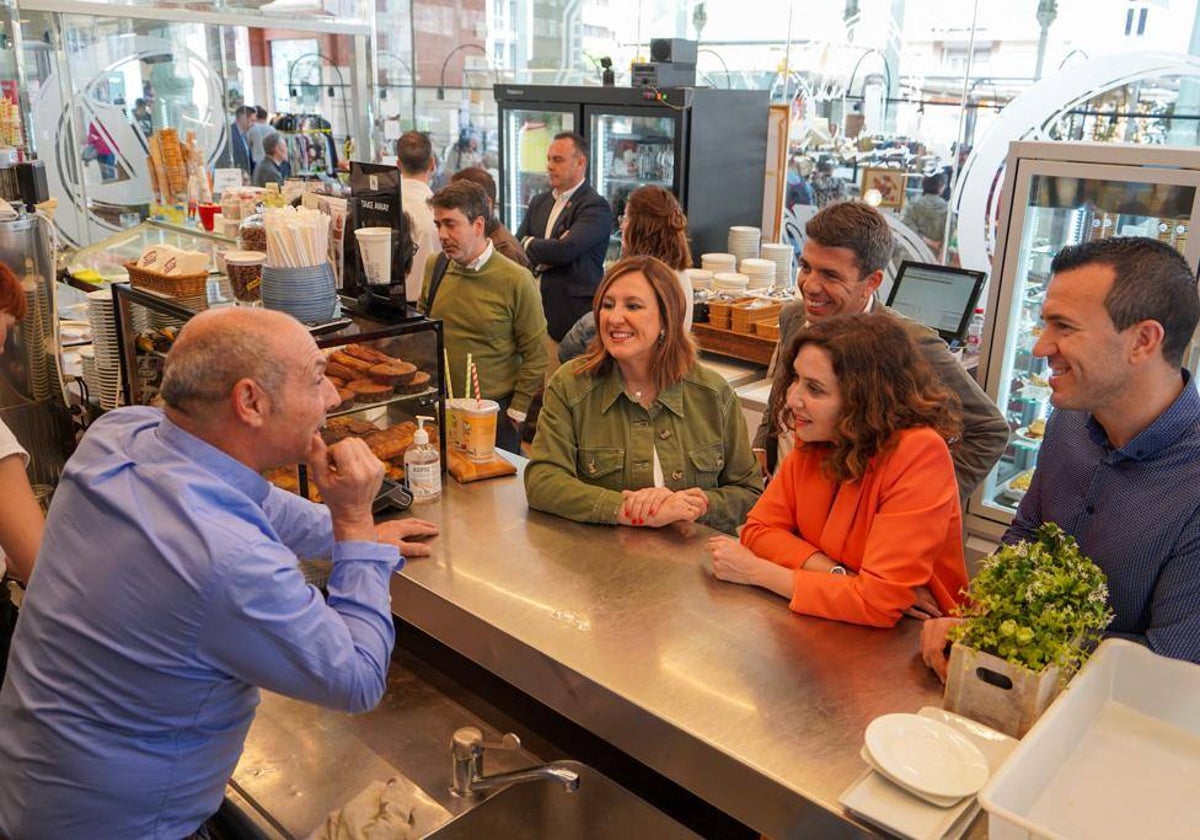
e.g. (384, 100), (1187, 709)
(212, 168), (243, 198)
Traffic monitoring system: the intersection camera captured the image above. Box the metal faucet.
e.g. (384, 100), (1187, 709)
(450, 726), (581, 797)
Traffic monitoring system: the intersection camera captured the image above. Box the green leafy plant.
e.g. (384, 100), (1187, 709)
(950, 523), (1114, 675)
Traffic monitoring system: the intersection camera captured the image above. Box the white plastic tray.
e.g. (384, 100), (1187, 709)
(979, 639), (1200, 840)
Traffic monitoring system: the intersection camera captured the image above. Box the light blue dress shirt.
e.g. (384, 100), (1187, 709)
(0, 407), (401, 839)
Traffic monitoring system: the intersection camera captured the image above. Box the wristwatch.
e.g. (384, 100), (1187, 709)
(829, 565), (848, 575)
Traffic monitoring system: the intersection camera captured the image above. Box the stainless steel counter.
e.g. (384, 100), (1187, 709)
(389, 462), (958, 839)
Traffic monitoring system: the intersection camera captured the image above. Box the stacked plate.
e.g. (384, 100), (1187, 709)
(862, 713), (990, 807)
(761, 242), (795, 287)
(739, 258), (776, 290)
(728, 225), (761, 266)
(86, 288), (123, 410)
(713, 272), (750, 293)
(261, 263), (338, 324)
(79, 346), (98, 399)
(684, 268), (713, 291)
(700, 253), (737, 275)
(841, 708), (1016, 840)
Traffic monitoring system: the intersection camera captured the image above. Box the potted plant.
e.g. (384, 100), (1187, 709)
(943, 523), (1114, 737)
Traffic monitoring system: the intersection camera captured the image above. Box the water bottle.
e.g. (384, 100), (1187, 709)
(966, 307), (985, 356)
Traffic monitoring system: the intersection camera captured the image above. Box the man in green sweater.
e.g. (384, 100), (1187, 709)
(420, 181), (549, 454)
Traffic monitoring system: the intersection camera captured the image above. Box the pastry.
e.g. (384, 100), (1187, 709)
(347, 378), (393, 405)
(325, 360), (360, 381)
(399, 371), (432, 394)
(342, 343), (394, 365)
(321, 416), (378, 445)
(334, 387), (355, 412)
(326, 375), (345, 388)
(367, 360), (418, 386)
(364, 421), (417, 461)
(1027, 418), (1047, 439)
(329, 351), (374, 376)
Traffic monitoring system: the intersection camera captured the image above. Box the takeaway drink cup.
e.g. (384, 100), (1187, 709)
(354, 226), (393, 286)
(460, 400), (500, 463)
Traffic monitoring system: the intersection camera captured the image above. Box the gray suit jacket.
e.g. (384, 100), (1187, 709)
(753, 300), (1010, 502)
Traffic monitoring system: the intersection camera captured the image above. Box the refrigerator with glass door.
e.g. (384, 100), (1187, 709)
(494, 85), (768, 260)
(968, 141), (1200, 538)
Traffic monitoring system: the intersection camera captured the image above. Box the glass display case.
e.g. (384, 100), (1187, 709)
(112, 285), (445, 497)
(970, 142), (1200, 534)
(67, 220), (237, 284)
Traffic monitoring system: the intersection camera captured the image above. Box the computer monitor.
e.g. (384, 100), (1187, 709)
(885, 261), (987, 343)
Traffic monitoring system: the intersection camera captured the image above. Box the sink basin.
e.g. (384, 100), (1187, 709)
(424, 761), (701, 839)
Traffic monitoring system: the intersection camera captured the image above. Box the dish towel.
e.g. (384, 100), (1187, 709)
(307, 776), (452, 840)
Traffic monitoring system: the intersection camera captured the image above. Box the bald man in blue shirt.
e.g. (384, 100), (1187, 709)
(0, 308), (437, 838)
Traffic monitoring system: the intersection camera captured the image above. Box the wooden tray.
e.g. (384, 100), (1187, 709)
(692, 322), (777, 365)
(448, 450), (517, 483)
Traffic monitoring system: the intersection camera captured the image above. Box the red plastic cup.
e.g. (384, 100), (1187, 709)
(197, 203), (219, 232)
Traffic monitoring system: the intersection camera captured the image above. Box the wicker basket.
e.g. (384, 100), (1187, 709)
(755, 319), (781, 341)
(731, 300), (782, 334)
(124, 261), (209, 297)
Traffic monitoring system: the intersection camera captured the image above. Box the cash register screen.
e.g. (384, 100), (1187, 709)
(885, 261), (987, 343)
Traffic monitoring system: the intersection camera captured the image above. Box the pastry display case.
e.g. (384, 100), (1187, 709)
(112, 284), (446, 498)
(969, 142), (1200, 537)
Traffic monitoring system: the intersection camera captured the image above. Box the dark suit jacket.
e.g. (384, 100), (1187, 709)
(230, 123), (252, 175)
(753, 299), (1010, 503)
(516, 182), (613, 341)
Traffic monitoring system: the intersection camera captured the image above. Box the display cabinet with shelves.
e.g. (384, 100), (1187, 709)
(112, 285), (446, 500)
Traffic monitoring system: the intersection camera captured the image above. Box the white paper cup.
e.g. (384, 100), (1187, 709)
(355, 226), (393, 286)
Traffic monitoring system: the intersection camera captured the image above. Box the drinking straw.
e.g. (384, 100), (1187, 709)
(471, 360), (482, 409)
(444, 348), (454, 402)
(464, 352), (473, 407)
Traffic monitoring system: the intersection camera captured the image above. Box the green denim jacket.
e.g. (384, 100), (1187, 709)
(525, 360), (763, 534)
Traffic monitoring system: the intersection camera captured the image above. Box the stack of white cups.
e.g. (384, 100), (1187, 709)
(760, 243), (795, 287)
(739, 258), (776, 290)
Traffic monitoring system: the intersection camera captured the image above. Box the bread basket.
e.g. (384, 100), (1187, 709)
(124, 261), (209, 297)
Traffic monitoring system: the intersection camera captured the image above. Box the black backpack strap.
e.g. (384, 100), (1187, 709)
(425, 253), (451, 314)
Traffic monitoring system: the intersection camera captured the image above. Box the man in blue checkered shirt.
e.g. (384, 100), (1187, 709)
(923, 236), (1200, 679)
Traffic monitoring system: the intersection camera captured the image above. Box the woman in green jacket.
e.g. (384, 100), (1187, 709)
(525, 255), (761, 534)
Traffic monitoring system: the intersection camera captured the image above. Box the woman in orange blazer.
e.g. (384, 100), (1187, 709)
(708, 313), (969, 628)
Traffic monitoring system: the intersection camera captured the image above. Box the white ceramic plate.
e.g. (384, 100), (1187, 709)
(859, 746), (963, 808)
(865, 713), (990, 799)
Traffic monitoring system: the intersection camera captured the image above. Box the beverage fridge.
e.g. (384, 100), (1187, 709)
(494, 84), (768, 260)
(968, 141), (1200, 537)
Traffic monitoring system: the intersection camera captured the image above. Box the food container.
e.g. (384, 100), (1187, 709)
(979, 639), (1200, 840)
(239, 214), (267, 253)
(223, 250), (266, 303)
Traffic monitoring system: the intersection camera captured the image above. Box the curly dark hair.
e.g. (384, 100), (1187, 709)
(622, 185), (692, 271)
(768, 313), (962, 482)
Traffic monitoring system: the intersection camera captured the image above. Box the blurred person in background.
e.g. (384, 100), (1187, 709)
(397, 131), (440, 304)
(526, 256), (760, 535)
(450, 166), (530, 269)
(558, 184), (694, 363)
(709, 314), (968, 627)
(902, 173), (950, 257)
(0, 261), (45, 684)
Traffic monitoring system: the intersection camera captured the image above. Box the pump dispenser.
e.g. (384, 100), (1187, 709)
(404, 416), (441, 501)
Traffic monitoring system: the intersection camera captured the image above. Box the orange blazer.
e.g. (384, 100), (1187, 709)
(741, 427), (968, 628)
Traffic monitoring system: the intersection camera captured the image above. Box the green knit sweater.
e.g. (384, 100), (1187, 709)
(418, 249), (548, 414)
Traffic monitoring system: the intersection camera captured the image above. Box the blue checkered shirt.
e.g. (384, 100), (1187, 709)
(1007, 371), (1200, 664)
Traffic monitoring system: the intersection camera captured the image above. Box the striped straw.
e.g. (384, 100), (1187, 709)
(444, 348), (454, 402)
(464, 352), (473, 406)
(471, 360), (482, 408)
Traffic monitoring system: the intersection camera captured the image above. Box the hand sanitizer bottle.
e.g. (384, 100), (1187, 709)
(404, 415), (441, 501)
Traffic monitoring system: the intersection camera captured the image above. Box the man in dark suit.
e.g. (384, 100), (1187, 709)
(228, 105), (254, 177)
(517, 132), (613, 368)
